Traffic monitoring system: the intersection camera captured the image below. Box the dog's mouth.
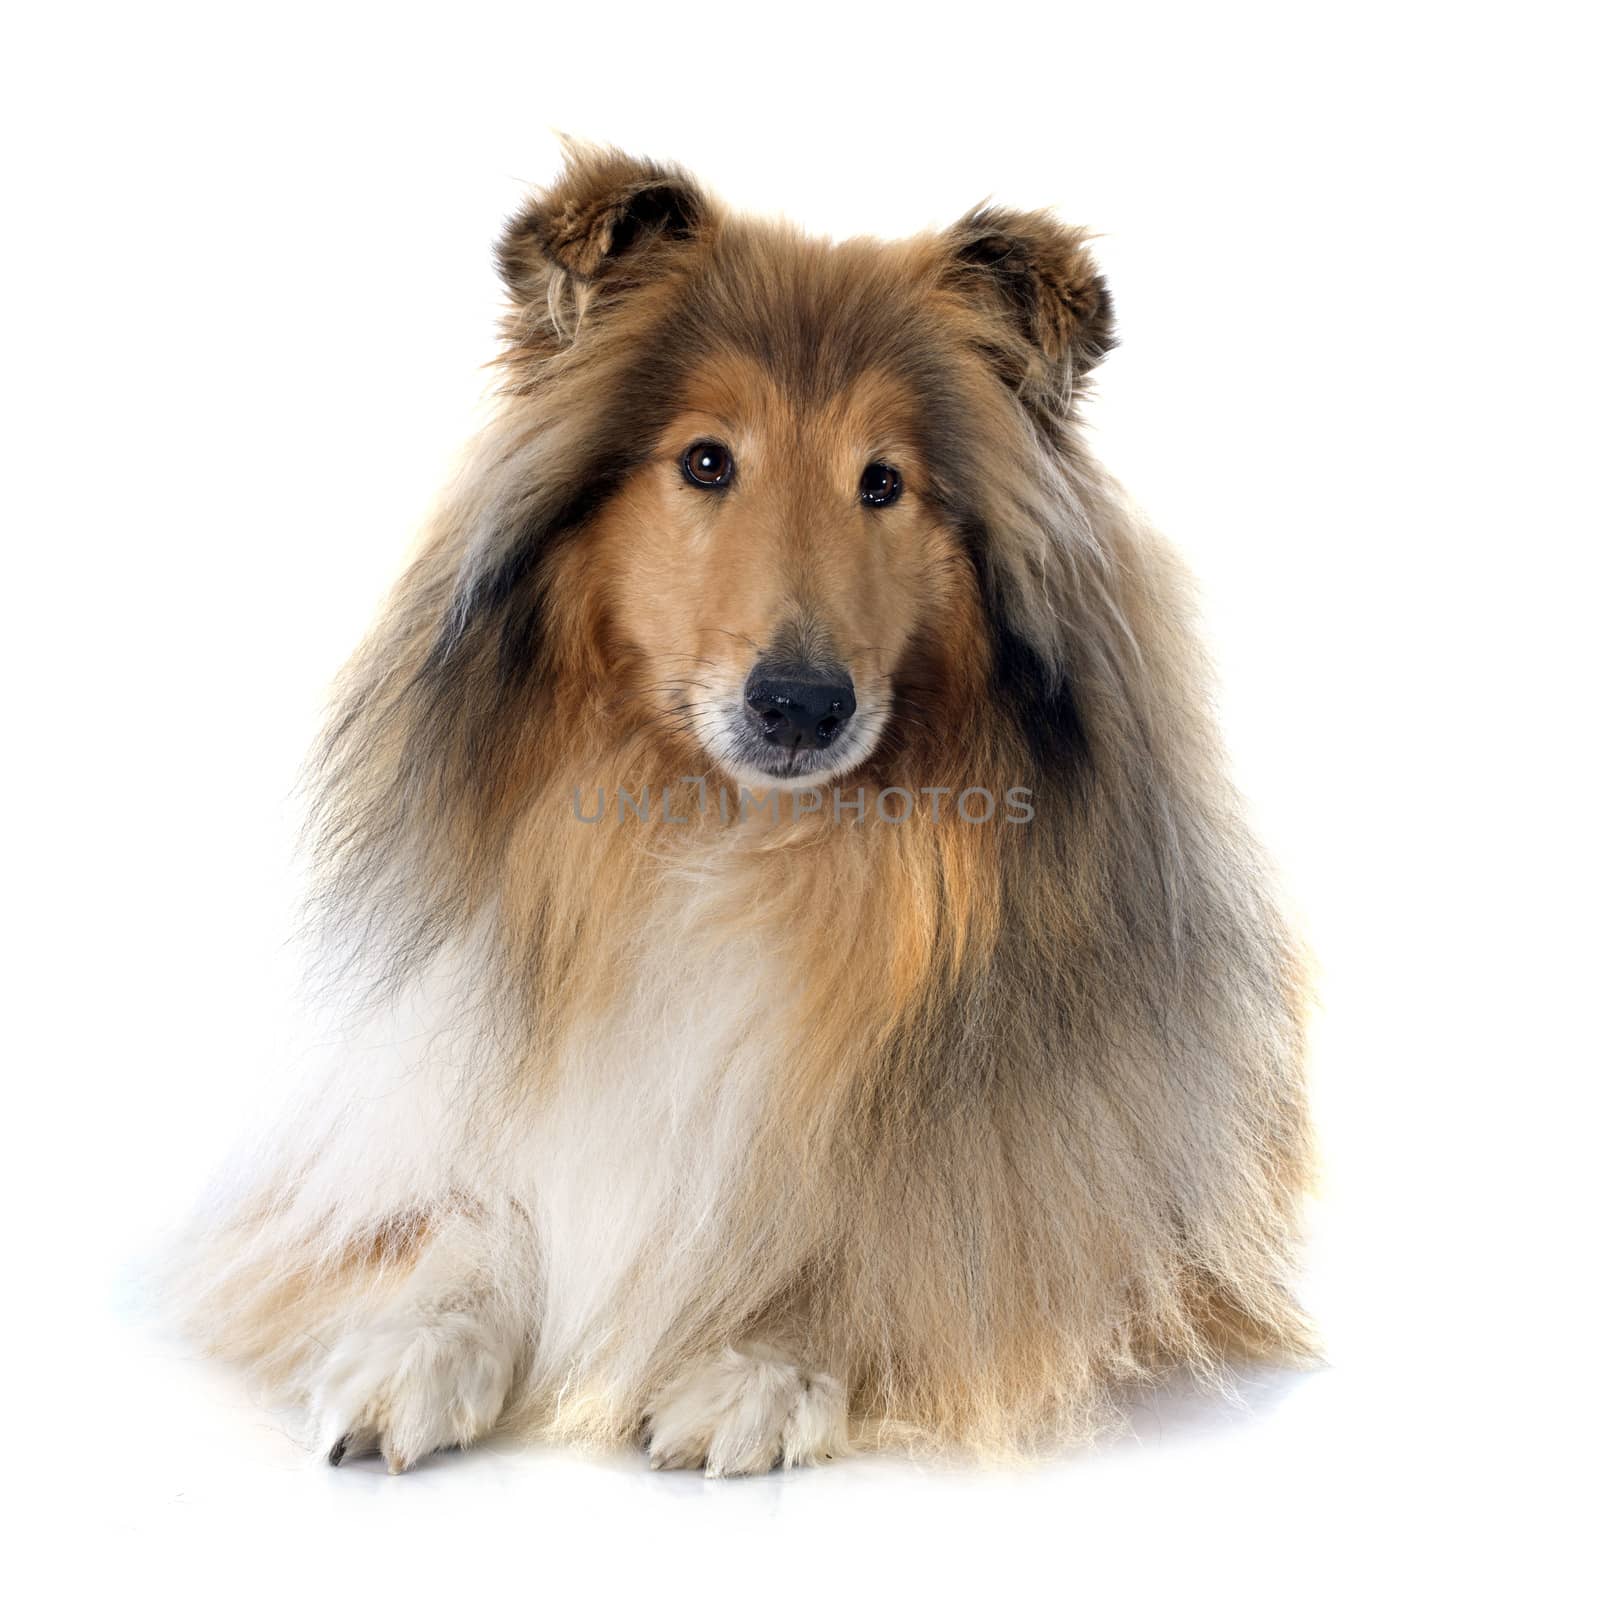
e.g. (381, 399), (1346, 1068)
(733, 744), (852, 785)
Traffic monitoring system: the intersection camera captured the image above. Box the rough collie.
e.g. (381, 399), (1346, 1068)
(176, 144), (1315, 1475)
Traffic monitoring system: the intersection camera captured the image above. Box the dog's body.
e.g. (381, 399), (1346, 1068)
(178, 147), (1314, 1474)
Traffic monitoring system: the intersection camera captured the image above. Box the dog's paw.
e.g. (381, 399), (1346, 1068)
(313, 1312), (515, 1474)
(644, 1342), (847, 1476)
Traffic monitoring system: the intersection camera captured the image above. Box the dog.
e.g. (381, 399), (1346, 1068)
(175, 143), (1315, 1476)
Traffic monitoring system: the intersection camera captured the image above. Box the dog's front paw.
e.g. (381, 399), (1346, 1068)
(644, 1342), (847, 1476)
(314, 1312), (514, 1474)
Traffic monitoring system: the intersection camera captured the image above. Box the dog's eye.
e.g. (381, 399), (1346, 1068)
(682, 441), (735, 490)
(859, 461), (902, 508)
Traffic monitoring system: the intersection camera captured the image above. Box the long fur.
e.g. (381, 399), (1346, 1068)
(173, 143), (1315, 1466)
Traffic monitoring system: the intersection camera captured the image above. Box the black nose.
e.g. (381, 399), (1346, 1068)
(744, 672), (857, 750)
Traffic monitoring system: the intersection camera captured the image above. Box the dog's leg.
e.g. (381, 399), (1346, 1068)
(644, 1341), (847, 1476)
(313, 1212), (531, 1473)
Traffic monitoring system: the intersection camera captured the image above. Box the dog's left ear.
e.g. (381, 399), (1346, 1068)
(939, 207), (1116, 397)
(497, 143), (710, 337)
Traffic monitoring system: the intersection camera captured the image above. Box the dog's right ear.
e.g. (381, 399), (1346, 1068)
(938, 207), (1115, 403)
(497, 143), (710, 336)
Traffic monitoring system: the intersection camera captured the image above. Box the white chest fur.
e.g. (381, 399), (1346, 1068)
(517, 855), (785, 1399)
(249, 845), (789, 1428)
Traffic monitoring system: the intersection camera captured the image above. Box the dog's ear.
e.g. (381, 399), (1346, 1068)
(497, 143), (709, 332)
(939, 207), (1115, 398)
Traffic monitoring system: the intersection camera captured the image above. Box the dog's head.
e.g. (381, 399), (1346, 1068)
(449, 145), (1115, 789)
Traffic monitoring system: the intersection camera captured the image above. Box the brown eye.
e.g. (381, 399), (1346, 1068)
(681, 441), (735, 489)
(859, 461), (902, 508)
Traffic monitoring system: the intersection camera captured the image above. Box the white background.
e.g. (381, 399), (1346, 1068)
(5, 3), (1594, 1593)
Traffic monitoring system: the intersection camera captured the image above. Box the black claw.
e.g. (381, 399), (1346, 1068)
(328, 1435), (349, 1467)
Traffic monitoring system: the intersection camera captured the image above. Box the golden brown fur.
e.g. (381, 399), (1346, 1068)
(175, 143), (1315, 1469)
